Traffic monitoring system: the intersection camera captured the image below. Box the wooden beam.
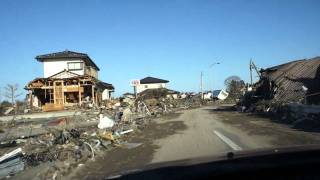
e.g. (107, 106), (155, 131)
(40, 86), (54, 89)
(95, 91), (98, 106)
(78, 81), (82, 106)
(44, 85), (47, 99)
(92, 85), (95, 104)
(29, 90), (33, 110)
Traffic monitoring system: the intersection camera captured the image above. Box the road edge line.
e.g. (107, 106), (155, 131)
(213, 130), (243, 151)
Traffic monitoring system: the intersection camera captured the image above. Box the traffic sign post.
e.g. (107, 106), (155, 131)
(130, 79), (140, 98)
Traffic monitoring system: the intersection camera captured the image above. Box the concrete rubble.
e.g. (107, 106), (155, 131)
(0, 87), (206, 179)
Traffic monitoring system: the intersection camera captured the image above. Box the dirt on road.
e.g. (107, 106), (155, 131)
(64, 105), (320, 180)
(64, 112), (186, 180)
(209, 106), (320, 146)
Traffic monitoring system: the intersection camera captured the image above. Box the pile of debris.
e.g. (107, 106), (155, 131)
(118, 88), (203, 117)
(238, 57), (320, 129)
(0, 87), (207, 178)
(240, 57), (320, 110)
(0, 109), (149, 179)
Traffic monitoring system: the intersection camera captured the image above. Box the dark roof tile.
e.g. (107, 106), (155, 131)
(140, 76), (169, 84)
(35, 50), (100, 71)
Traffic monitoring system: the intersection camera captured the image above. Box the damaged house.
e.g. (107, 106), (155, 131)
(26, 50), (114, 111)
(253, 56), (320, 105)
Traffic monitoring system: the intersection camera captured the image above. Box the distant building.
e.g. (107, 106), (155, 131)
(203, 91), (213, 100)
(26, 50), (114, 111)
(166, 89), (180, 99)
(136, 76), (169, 93)
(122, 93), (135, 99)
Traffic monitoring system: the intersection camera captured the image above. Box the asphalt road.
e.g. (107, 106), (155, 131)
(152, 106), (320, 163)
(66, 105), (320, 179)
(152, 106), (250, 163)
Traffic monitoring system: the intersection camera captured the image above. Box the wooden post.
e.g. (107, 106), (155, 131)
(95, 91), (98, 106)
(134, 86), (137, 98)
(92, 85), (95, 104)
(250, 59), (253, 86)
(29, 90), (33, 110)
(53, 82), (56, 104)
(78, 81), (82, 106)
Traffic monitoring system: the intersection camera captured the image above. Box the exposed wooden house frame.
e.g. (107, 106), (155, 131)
(26, 72), (114, 111)
(26, 50), (115, 111)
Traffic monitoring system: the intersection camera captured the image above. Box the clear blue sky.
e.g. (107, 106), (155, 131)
(1, 0), (320, 98)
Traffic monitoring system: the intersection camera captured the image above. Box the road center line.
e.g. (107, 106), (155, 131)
(213, 130), (243, 151)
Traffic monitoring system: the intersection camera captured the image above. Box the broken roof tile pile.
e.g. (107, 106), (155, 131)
(259, 56), (320, 103)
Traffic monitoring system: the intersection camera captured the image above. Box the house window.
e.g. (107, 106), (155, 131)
(68, 62), (83, 71)
(144, 85), (148, 88)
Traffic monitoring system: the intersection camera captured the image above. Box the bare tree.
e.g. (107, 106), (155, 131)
(224, 76), (245, 101)
(224, 75), (241, 88)
(4, 84), (22, 107)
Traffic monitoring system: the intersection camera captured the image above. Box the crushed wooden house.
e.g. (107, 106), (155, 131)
(254, 56), (320, 104)
(25, 50), (114, 111)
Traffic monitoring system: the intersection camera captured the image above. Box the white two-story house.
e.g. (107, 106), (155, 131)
(136, 76), (169, 93)
(26, 50), (114, 111)
(39, 50), (99, 79)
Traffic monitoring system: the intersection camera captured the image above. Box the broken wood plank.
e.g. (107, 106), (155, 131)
(42, 103), (64, 112)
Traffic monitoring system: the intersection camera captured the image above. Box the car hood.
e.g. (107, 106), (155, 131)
(107, 144), (320, 179)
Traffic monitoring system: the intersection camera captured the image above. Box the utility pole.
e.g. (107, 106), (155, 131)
(250, 59), (253, 86)
(209, 62), (220, 95)
(249, 59), (261, 87)
(199, 62), (220, 100)
(200, 71), (203, 100)
(133, 86), (137, 98)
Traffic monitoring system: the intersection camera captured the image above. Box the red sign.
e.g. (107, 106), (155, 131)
(130, 79), (140, 86)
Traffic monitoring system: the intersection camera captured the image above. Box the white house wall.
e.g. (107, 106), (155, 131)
(136, 83), (166, 93)
(102, 89), (111, 100)
(43, 59), (84, 78)
(203, 92), (212, 100)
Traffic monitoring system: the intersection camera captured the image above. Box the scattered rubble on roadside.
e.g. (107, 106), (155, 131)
(0, 88), (209, 179)
(0, 110), (150, 179)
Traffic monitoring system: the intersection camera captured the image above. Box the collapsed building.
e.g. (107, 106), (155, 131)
(254, 56), (320, 105)
(238, 57), (320, 130)
(25, 50), (114, 111)
(239, 56), (320, 123)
